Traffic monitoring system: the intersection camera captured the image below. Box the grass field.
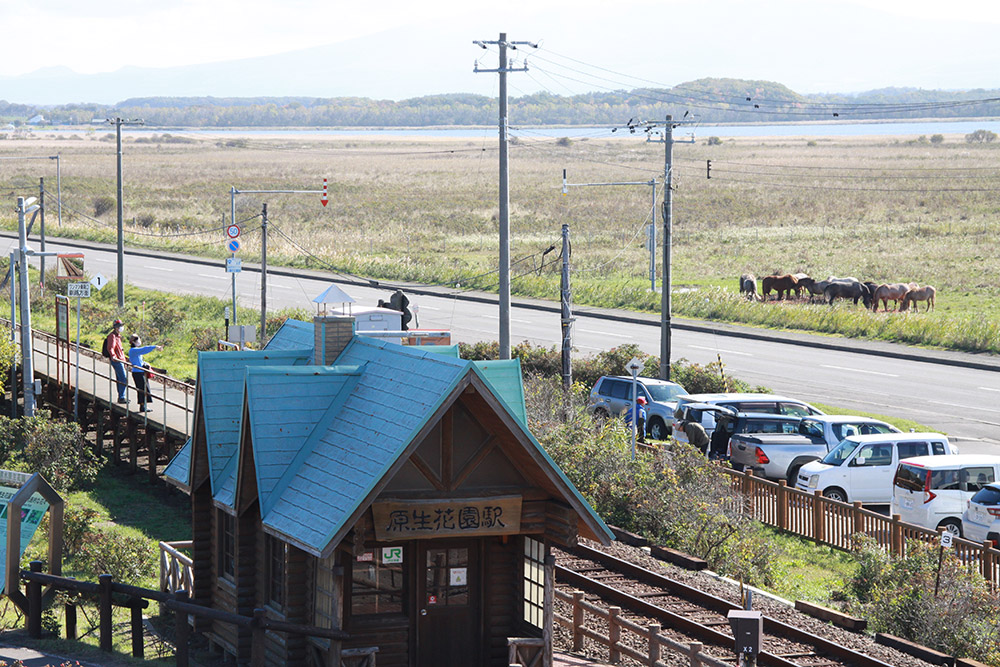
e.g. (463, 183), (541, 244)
(1, 128), (998, 352)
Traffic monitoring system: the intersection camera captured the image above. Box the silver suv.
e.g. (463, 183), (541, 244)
(588, 376), (688, 440)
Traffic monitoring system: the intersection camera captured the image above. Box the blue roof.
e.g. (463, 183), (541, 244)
(196, 349), (311, 502)
(163, 438), (191, 491)
(265, 319), (314, 352)
(473, 359), (527, 425)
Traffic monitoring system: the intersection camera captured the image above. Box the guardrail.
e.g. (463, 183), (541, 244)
(160, 540), (194, 596)
(726, 468), (1000, 587)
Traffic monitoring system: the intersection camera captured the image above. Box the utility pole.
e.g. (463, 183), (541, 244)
(108, 117), (144, 308)
(16, 197), (40, 416)
(560, 224), (573, 392)
(473, 33), (536, 359)
(260, 203), (268, 349)
(38, 178), (46, 286)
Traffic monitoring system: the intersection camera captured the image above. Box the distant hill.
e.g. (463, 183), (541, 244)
(3, 79), (999, 127)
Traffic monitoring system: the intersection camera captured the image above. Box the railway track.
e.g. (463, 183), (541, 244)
(555, 543), (899, 667)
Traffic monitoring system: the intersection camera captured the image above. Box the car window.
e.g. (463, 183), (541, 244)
(894, 464), (927, 491)
(855, 423), (896, 437)
(597, 379), (614, 397)
(897, 442), (928, 460)
(801, 420), (824, 438)
(779, 402), (813, 417)
(609, 380), (630, 400)
(962, 467), (996, 493)
(853, 444), (893, 467)
(730, 401), (779, 414)
(931, 441), (948, 455)
(971, 486), (1000, 506)
(645, 384), (684, 402)
(822, 439), (861, 466)
(928, 469), (961, 491)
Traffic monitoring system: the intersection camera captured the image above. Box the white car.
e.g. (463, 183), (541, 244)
(796, 433), (956, 504)
(961, 482), (1000, 546)
(671, 393), (823, 443)
(890, 455), (1000, 537)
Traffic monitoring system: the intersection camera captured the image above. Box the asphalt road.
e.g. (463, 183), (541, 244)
(8, 233), (999, 453)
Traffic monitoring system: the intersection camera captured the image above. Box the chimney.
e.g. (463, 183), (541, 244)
(313, 314), (356, 366)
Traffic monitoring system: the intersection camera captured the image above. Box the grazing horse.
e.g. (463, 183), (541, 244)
(761, 274), (799, 300)
(824, 278), (872, 308)
(739, 274), (761, 301)
(900, 285), (936, 312)
(792, 273), (814, 298)
(872, 282), (917, 312)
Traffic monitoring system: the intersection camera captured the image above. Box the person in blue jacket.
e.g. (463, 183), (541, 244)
(128, 334), (162, 412)
(623, 396), (647, 443)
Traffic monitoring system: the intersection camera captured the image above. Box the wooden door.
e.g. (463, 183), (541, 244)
(416, 540), (480, 666)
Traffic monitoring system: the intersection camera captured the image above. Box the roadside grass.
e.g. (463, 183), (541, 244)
(0, 133), (997, 354)
(809, 402), (929, 433)
(760, 526), (855, 604)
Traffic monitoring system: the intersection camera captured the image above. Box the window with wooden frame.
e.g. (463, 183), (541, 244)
(218, 509), (236, 581)
(351, 546), (405, 616)
(523, 537), (544, 628)
(265, 534), (286, 608)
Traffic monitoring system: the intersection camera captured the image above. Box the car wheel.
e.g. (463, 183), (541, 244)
(786, 465), (802, 487)
(648, 418), (667, 441)
(593, 408), (609, 420)
(823, 487), (848, 503)
(939, 519), (962, 538)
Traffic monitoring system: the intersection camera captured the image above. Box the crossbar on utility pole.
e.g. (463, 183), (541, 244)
(108, 118), (143, 308)
(474, 33), (537, 360)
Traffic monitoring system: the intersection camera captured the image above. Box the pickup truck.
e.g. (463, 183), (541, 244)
(729, 415), (900, 484)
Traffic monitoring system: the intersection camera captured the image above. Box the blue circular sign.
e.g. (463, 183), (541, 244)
(227, 239), (240, 253)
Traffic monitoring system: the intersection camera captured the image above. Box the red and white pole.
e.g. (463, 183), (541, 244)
(321, 178), (328, 207)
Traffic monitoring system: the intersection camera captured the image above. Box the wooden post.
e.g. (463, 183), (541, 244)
(813, 490), (825, 544)
(175, 590), (190, 667)
(891, 514), (903, 557)
(130, 599), (144, 658)
(572, 591), (584, 652)
(27, 560), (43, 638)
(147, 427), (157, 482)
(251, 608), (267, 667)
(853, 501), (864, 541)
(99, 574), (113, 652)
(543, 554), (554, 667)
(128, 419), (139, 472)
(982, 542), (995, 582)
(112, 413), (122, 464)
(95, 406), (106, 455)
(647, 623), (660, 667)
(65, 592), (77, 640)
(688, 641), (703, 667)
(608, 606), (621, 664)
(777, 481), (788, 531)
(742, 470), (754, 516)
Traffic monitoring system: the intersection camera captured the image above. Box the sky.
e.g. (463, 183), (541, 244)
(1, 0), (999, 103)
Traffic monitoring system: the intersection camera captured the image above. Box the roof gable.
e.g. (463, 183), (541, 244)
(473, 359), (527, 425)
(264, 319), (315, 352)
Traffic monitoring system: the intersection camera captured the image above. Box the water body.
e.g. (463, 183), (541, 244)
(42, 119), (1000, 140)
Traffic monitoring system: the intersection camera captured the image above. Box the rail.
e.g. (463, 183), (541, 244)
(726, 468), (1000, 587)
(160, 540), (194, 595)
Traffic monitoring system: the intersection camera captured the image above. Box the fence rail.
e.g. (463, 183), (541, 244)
(726, 468), (1000, 587)
(554, 588), (729, 667)
(160, 540), (194, 595)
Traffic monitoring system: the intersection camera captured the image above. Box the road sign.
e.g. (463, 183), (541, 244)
(227, 239), (240, 253)
(90, 273), (107, 291)
(626, 356), (643, 375)
(226, 258), (242, 273)
(67, 282), (91, 298)
(226, 224), (241, 239)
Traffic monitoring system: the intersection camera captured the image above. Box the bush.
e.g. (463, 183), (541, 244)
(965, 129), (997, 143)
(706, 136), (723, 146)
(556, 137), (572, 147)
(79, 531), (156, 585)
(92, 196), (115, 217)
(0, 412), (98, 491)
(846, 537), (1000, 663)
(930, 134), (944, 144)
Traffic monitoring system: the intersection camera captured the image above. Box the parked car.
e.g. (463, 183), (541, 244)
(672, 393), (823, 444)
(588, 376), (687, 440)
(962, 482), (1000, 546)
(891, 455), (1000, 537)
(730, 416), (900, 484)
(673, 403), (803, 456)
(795, 433), (957, 504)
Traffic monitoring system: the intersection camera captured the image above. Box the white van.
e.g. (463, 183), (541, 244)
(890, 455), (1000, 537)
(796, 433), (957, 504)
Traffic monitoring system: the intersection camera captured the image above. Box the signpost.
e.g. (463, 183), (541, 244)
(626, 356), (643, 460)
(68, 282), (90, 420)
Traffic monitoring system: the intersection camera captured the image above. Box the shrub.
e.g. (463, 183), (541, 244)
(706, 136), (723, 146)
(92, 196), (115, 217)
(965, 129), (998, 143)
(38, 505), (99, 559)
(0, 412), (98, 491)
(80, 531), (156, 585)
(930, 134), (944, 144)
(556, 137), (572, 147)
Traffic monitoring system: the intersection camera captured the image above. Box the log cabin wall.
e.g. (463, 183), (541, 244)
(483, 536), (522, 665)
(191, 482), (214, 633)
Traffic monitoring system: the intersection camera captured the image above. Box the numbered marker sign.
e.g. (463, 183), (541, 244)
(90, 273), (107, 291)
(941, 532), (954, 548)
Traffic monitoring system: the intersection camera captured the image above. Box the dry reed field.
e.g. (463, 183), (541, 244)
(1, 129), (998, 351)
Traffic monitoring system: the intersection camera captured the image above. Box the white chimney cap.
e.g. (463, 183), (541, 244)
(313, 284), (356, 305)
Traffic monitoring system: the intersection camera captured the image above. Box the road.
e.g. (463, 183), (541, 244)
(7, 233), (999, 453)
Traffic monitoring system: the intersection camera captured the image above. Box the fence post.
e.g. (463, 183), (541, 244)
(544, 553), (554, 667)
(646, 623), (660, 667)
(572, 591), (584, 652)
(853, 501), (864, 541)
(891, 514), (903, 556)
(95, 405), (106, 455)
(65, 593), (77, 640)
(147, 427), (157, 482)
(175, 590), (190, 667)
(251, 608), (267, 667)
(742, 470), (754, 516)
(130, 598), (144, 658)
(27, 560), (43, 638)
(777, 481), (788, 530)
(128, 419), (139, 472)
(112, 413), (122, 464)
(982, 542), (995, 582)
(608, 606), (621, 664)
(688, 641), (703, 667)
(813, 491), (825, 544)
(99, 573), (113, 652)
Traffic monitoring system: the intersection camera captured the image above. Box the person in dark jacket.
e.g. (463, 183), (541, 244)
(105, 319), (128, 403)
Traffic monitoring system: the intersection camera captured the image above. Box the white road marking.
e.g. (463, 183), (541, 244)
(578, 328), (632, 338)
(688, 345), (752, 357)
(418, 305), (440, 311)
(979, 387), (1000, 393)
(480, 313), (531, 323)
(820, 365), (898, 377)
(928, 400), (1000, 415)
(147, 266), (174, 272)
(196, 273), (217, 278)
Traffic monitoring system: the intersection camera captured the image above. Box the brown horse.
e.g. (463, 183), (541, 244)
(761, 274), (799, 301)
(900, 285), (936, 312)
(872, 282), (917, 312)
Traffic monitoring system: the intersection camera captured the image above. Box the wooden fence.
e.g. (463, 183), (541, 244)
(726, 469), (1000, 587)
(554, 588), (730, 667)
